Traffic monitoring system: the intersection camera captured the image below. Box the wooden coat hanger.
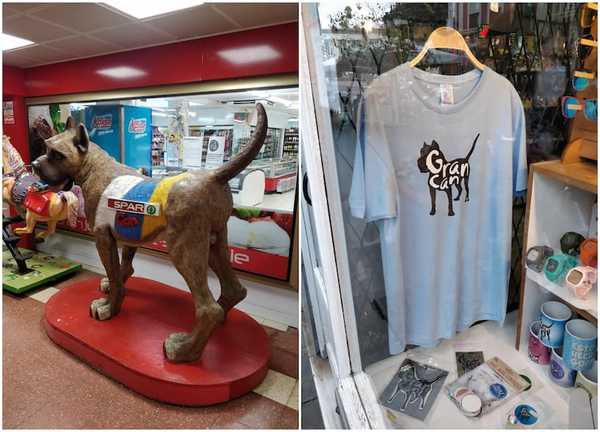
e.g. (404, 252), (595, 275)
(409, 26), (485, 70)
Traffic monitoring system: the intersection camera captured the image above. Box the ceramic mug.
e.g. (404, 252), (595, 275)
(576, 361), (598, 398)
(528, 321), (551, 365)
(549, 347), (577, 387)
(563, 319), (597, 371)
(539, 301), (572, 348)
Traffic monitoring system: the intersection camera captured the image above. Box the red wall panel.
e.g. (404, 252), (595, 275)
(3, 66), (29, 160)
(3, 65), (27, 96)
(24, 23), (298, 97)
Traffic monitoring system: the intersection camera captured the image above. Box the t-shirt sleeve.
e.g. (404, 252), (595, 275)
(349, 93), (398, 222)
(511, 87), (528, 194)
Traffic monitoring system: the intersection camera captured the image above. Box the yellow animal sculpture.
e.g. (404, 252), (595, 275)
(3, 135), (79, 240)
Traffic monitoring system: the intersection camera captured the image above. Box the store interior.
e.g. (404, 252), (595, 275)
(3, 2), (299, 429)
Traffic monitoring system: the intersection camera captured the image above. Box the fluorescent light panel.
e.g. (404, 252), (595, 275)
(2, 33), (34, 51)
(218, 45), (281, 65)
(97, 66), (146, 79)
(104, 1), (204, 19)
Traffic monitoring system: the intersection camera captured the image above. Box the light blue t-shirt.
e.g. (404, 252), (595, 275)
(350, 64), (527, 355)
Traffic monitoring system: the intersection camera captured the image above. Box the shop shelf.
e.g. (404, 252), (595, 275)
(525, 267), (597, 319)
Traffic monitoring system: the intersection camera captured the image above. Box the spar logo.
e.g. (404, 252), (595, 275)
(92, 114), (113, 130)
(128, 118), (147, 134)
(108, 197), (160, 216)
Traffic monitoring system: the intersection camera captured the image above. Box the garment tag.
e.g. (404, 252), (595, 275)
(490, 3), (499, 13)
(440, 84), (454, 105)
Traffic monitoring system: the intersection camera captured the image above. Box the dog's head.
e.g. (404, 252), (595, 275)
(32, 123), (89, 189)
(417, 140), (440, 173)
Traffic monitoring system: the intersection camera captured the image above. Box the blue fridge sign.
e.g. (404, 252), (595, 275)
(123, 106), (152, 174)
(84, 106), (121, 161)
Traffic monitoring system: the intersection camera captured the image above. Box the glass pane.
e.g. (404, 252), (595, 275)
(306, 2), (592, 427)
(26, 87), (298, 281)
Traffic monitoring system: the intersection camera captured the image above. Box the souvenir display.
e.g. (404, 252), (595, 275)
(528, 321), (551, 365)
(446, 357), (529, 418)
(506, 403), (542, 428)
(525, 246), (554, 272)
(562, 319), (597, 371)
(379, 359), (449, 421)
(560, 231), (586, 256)
(580, 238), (598, 267)
(549, 347), (577, 387)
(565, 266), (597, 299)
(543, 253), (577, 283)
(575, 360), (598, 398)
(539, 301), (572, 348)
(456, 351), (485, 377)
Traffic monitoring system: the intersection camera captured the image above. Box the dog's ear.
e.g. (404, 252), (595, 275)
(73, 124), (89, 154)
(65, 116), (75, 130)
(431, 140), (439, 149)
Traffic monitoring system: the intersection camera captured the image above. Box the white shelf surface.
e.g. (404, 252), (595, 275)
(526, 267), (597, 318)
(232, 190), (295, 213)
(363, 312), (571, 429)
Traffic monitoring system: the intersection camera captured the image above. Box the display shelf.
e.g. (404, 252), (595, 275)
(534, 160), (597, 194)
(516, 160), (598, 351)
(526, 268), (597, 319)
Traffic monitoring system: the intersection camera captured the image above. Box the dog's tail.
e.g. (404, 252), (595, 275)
(465, 133), (479, 160)
(213, 103), (268, 184)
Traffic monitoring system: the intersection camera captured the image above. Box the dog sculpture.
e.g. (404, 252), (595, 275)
(417, 133), (479, 216)
(32, 104), (268, 363)
(3, 135), (79, 239)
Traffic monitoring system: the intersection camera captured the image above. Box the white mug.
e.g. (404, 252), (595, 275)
(575, 361), (598, 398)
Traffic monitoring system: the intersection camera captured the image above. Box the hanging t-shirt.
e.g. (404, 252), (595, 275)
(350, 64), (527, 355)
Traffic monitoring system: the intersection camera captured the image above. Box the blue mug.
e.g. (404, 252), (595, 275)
(563, 319), (597, 371)
(549, 347), (577, 387)
(539, 301), (572, 348)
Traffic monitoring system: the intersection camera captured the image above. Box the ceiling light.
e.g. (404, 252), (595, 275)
(103, 1), (204, 19)
(218, 45), (281, 65)
(2, 33), (34, 51)
(97, 66), (146, 79)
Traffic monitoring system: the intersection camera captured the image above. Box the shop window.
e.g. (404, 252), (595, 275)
(26, 87), (299, 281)
(309, 2), (590, 367)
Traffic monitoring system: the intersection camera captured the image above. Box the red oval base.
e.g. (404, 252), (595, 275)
(44, 276), (270, 406)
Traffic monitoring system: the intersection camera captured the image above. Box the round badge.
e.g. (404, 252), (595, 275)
(514, 404), (539, 425)
(490, 383), (507, 399)
(146, 205), (156, 215)
(460, 393), (482, 416)
(550, 360), (564, 379)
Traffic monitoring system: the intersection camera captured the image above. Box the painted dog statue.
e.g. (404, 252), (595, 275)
(32, 104), (268, 362)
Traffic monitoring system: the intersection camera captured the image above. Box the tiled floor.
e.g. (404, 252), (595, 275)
(3, 270), (298, 429)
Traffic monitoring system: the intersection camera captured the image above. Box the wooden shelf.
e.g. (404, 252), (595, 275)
(526, 267), (597, 321)
(533, 160), (597, 194)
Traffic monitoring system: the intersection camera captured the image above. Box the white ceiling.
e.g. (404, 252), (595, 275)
(2, 2), (298, 68)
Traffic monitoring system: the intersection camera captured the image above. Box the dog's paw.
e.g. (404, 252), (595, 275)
(89, 298), (112, 320)
(429, 209), (436, 216)
(99, 278), (110, 293)
(448, 211), (455, 216)
(163, 332), (200, 363)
